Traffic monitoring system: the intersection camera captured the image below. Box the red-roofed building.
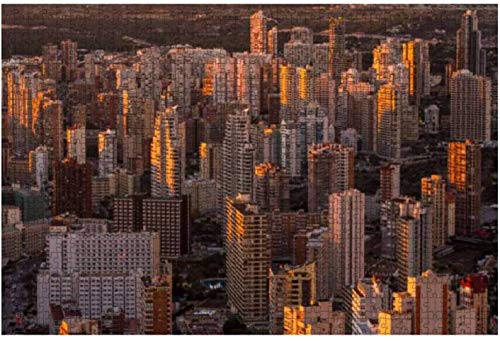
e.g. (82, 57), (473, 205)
(460, 274), (489, 334)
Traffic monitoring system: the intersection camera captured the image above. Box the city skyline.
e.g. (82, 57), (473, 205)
(1, 2), (498, 337)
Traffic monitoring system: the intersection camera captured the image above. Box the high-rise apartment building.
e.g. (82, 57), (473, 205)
(46, 229), (160, 277)
(142, 197), (191, 262)
(459, 274), (489, 334)
(283, 301), (345, 335)
(66, 124), (86, 164)
(394, 198), (432, 291)
(253, 162), (290, 212)
(140, 274), (173, 334)
(329, 189), (365, 296)
(98, 129), (117, 177)
(31, 145), (49, 189)
(221, 106), (254, 215)
(377, 310), (412, 335)
(199, 142), (221, 181)
(380, 163), (400, 202)
(250, 11), (267, 54)
(407, 270), (450, 334)
(61, 39), (78, 81)
(328, 17), (346, 84)
(447, 140), (482, 235)
(402, 39), (430, 106)
(450, 70), (491, 141)
(421, 175), (448, 248)
(267, 26), (278, 57)
(307, 143), (354, 213)
(376, 83), (404, 160)
(372, 38), (402, 81)
(336, 69), (377, 151)
(225, 194), (270, 330)
(52, 158), (92, 218)
(456, 10), (483, 75)
(269, 262), (316, 334)
(151, 106), (183, 198)
(7, 69), (39, 156)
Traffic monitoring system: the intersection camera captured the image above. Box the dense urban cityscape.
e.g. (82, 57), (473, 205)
(1, 3), (498, 335)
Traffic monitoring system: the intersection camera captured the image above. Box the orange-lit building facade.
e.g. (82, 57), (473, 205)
(447, 140), (482, 235)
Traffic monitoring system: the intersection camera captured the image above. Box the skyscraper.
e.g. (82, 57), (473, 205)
(250, 10), (267, 54)
(151, 106), (183, 198)
(421, 175), (448, 249)
(456, 10), (483, 75)
(395, 200), (433, 291)
(328, 17), (346, 84)
(253, 162), (290, 212)
(267, 26), (278, 57)
(98, 129), (117, 177)
(402, 39), (430, 106)
(60, 39), (78, 81)
(380, 163), (400, 202)
(52, 158), (92, 217)
(308, 143), (355, 213)
(141, 274), (173, 334)
(450, 70), (491, 141)
(142, 197), (191, 262)
(283, 301), (345, 335)
(269, 262), (316, 334)
(225, 194), (270, 330)
(329, 189), (365, 296)
(459, 274), (489, 334)
(376, 83), (403, 160)
(221, 106), (254, 215)
(31, 145), (49, 189)
(407, 270), (450, 334)
(447, 140), (482, 235)
(66, 124), (86, 164)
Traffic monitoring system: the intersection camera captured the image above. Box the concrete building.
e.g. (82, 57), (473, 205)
(308, 143), (354, 213)
(395, 199), (433, 291)
(450, 306), (477, 334)
(269, 262), (316, 334)
(407, 270), (450, 334)
(250, 11), (267, 54)
(253, 162), (290, 212)
(221, 106), (254, 216)
(151, 106), (183, 198)
(66, 125), (86, 164)
(328, 17), (346, 84)
(447, 140), (482, 235)
(380, 163), (400, 202)
(421, 175), (448, 249)
(450, 70), (491, 141)
(182, 179), (217, 216)
(456, 10), (483, 75)
(402, 39), (430, 106)
(283, 301), (345, 334)
(329, 189), (365, 296)
(53, 158), (92, 218)
(2, 225), (22, 262)
(31, 145), (50, 189)
(98, 129), (117, 177)
(13, 186), (48, 222)
(140, 274), (173, 334)
(351, 277), (391, 330)
(142, 197), (191, 262)
(459, 274), (489, 334)
(225, 194), (270, 330)
(424, 105), (440, 134)
(46, 229), (160, 278)
(377, 310), (412, 335)
(376, 83), (403, 160)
